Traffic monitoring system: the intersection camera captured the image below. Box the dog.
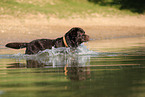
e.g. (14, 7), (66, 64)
(5, 27), (89, 54)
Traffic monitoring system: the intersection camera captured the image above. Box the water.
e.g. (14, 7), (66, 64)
(0, 41), (145, 97)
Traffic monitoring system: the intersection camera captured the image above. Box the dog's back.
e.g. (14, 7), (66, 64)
(5, 27), (89, 55)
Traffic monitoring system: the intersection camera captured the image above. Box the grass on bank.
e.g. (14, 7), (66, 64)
(0, 0), (140, 18)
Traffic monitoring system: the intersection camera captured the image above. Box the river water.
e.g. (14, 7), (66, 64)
(0, 37), (145, 97)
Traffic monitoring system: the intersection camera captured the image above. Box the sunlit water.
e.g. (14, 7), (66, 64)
(0, 43), (145, 97)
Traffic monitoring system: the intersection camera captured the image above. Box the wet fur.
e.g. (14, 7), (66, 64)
(5, 27), (89, 54)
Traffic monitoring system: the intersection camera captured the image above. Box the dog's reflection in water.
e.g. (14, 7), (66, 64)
(64, 64), (91, 81)
(7, 55), (91, 81)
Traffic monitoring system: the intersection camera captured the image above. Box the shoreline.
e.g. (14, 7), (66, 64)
(0, 15), (145, 46)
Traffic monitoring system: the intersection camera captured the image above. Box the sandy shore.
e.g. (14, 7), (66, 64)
(0, 15), (145, 53)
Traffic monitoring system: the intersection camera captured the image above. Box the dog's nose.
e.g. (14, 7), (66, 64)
(85, 35), (89, 41)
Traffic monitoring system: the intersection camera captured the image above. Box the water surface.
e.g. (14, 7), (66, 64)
(0, 37), (145, 97)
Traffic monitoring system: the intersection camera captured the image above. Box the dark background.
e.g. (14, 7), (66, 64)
(88, 0), (145, 13)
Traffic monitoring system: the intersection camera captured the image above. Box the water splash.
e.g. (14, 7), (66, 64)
(0, 44), (98, 67)
(36, 44), (98, 57)
(26, 44), (97, 67)
(0, 44), (121, 60)
(0, 44), (121, 68)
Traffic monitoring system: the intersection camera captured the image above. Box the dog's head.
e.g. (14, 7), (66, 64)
(65, 27), (89, 47)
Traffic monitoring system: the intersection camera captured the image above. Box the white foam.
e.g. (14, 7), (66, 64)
(36, 44), (98, 57)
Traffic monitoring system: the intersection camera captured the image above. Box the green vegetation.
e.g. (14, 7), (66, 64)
(89, 0), (145, 13)
(0, 0), (142, 18)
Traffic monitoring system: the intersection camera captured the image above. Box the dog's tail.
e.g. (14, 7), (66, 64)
(5, 42), (28, 49)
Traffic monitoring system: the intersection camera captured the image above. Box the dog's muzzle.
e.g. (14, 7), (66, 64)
(84, 35), (89, 42)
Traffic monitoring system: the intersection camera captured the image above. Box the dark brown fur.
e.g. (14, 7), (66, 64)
(5, 27), (89, 54)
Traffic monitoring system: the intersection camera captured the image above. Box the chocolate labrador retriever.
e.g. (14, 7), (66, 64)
(5, 27), (89, 54)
